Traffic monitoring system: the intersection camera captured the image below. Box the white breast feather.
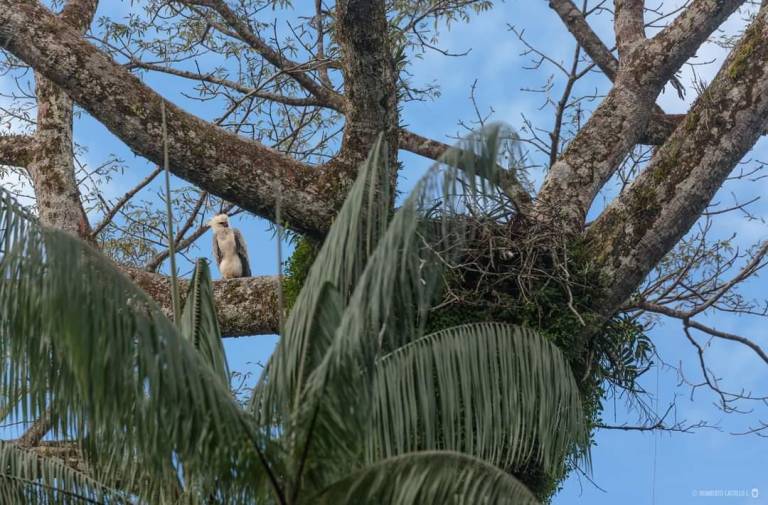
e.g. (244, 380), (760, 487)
(215, 229), (243, 279)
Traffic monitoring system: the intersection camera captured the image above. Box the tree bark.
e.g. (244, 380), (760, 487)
(548, 0), (685, 146)
(588, 7), (768, 317)
(124, 267), (280, 337)
(335, 0), (399, 171)
(26, 75), (91, 236)
(614, 0), (645, 58)
(537, 0), (745, 227)
(8, 0), (101, 450)
(0, 134), (36, 166)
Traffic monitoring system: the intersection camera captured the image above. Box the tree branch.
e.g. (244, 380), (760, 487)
(59, 0), (98, 31)
(13, 0), (103, 453)
(0, 1), (344, 237)
(399, 128), (532, 211)
(123, 267), (281, 337)
(548, 0), (685, 145)
(179, 0), (346, 111)
(536, 0), (744, 226)
(589, 7), (768, 318)
(634, 301), (768, 367)
(90, 166), (163, 237)
(548, 0), (618, 79)
(335, 0), (399, 169)
(16, 410), (52, 447)
(125, 59), (333, 109)
(143, 196), (228, 273)
(647, 0), (745, 85)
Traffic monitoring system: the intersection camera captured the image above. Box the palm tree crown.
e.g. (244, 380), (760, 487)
(0, 127), (589, 504)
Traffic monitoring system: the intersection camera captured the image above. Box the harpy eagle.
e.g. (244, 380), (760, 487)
(208, 213), (251, 279)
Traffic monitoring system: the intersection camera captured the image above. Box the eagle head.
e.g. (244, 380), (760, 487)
(208, 213), (230, 230)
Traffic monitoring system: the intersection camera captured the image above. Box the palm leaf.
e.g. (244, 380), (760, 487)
(0, 442), (124, 504)
(0, 189), (278, 503)
(251, 137), (391, 430)
(290, 125), (522, 491)
(179, 258), (230, 384)
(308, 451), (539, 505)
(370, 323), (589, 474)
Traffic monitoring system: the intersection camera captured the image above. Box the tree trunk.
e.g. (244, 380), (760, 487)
(26, 74), (90, 237)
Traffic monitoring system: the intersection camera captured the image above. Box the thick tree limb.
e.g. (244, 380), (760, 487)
(0, 2), (342, 237)
(536, 0), (744, 226)
(59, 0), (98, 31)
(614, 0), (645, 57)
(27, 73), (93, 237)
(0, 134), (36, 167)
(16, 410), (52, 447)
(548, 0), (683, 145)
(127, 57), (535, 206)
(15, 0), (102, 448)
(336, 0), (399, 170)
(649, 0), (744, 85)
(588, 7), (768, 317)
(26, 441), (88, 474)
(123, 267), (281, 337)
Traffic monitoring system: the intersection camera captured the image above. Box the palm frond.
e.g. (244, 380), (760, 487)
(179, 258), (230, 384)
(0, 442), (124, 504)
(308, 450), (539, 505)
(370, 323), (589, 474)
(251, 137), (391, 429)
(291, 125), (522, 490)
(0, 189), (277, 503)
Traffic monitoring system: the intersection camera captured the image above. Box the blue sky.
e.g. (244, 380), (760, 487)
(2, 1), (767, 503)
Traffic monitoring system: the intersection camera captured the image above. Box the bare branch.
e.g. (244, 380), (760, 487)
(399, 128), (532, 211)
(177, 0), (345, 111)
(90, 166), (163, 237)
(636, 301), (768, 367)
(125, 59), (333, 109)
(597, 403), (713, 433)
(143, 194), (226, 273)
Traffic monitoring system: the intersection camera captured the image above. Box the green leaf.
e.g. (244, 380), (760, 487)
(291, 125), (524, 491)
(308, 451), (539, 505)
(251, 136), (391, 430)
(0, 189), (276, 503)
(0, 442), (124, 504)
(179, 258), (230, 384)
(370, 323), (590, 475)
